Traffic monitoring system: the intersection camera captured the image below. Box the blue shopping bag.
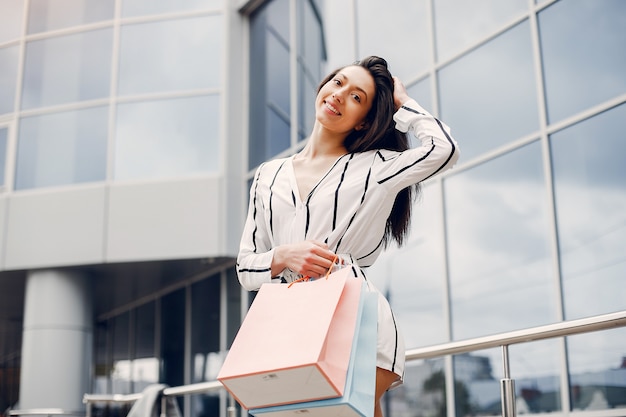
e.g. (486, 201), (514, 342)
(249, 287), (377, 417)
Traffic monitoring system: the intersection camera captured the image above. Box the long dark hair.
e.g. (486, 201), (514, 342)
(318, 56), (419, 247)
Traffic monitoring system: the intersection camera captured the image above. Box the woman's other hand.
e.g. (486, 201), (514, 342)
(272, 240), (337, 278)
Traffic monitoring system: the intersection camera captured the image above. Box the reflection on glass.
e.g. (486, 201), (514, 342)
(266, 0), (289, 43)
(0, 128), (7, 186)
(510, 340), (562, 413)
(567, 327), (626, 411)
(161, 289), (185, 388)
(550, 104), (626, 320)
(434, 0), (527, 62)
(118, 16), (222, 95)
(453, 349), (500, 416)
(267, 31), (290, 117)
(122, 0), (223, 18)
(368, 184), (448, 348)
(190, 277), (220, 417)
(0, 0), (24, 43)
(16, 106), (108, 190)
(0, 46), (19, 115)
(114, 95), (220, 180)
(539, 0), (626, 124)
(357, 0), (431, 80)
(27, 0), (114, 34)
(446, 142), (555, 339)
(439, 21), (539, 161)
(21, 28), (112, 109)
(387, 358), (446, 416)
(93, 322), (108, 394)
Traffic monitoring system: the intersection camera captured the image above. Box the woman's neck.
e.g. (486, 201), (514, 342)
(299, 123), (348, 159)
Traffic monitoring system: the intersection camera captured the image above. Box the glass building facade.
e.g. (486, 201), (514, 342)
(0, 0), (624, 416)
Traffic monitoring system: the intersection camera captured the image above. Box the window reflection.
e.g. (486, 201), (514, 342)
(16, 106), (108, 190)
(0, 0), (24, 43)
(21, 28), (113, 109)
(27, 0), (114, 34)
(445, 142), (555, 339)
(114, 95), (220, 181)
(433, 0), (527, 62)
(118, 16), (222, 95)
(453, 349), (500, 416)
(0, 46), (19, 115)
(133, 302), (158, 392)
(438, 21), (539, 161)
(550, 104), (626, 320)
(111, 312), (131, 394)
(368, 183), (448, 348)
(567, 327), (626, 411)
(386, 359), (446, 416)
(539, 0), (626, 124)
(121, 0), (223, 18)
(357, 0), (431, 79)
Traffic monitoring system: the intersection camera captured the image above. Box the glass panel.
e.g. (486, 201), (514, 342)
(114, 95), (220, 181)
(27, 0), (114, 34)
(539, 0), (626, 124)
(111, 312), (131, 394)
(0, 46), (19, 115)
(439, 21), (539, 161)
(368, 183), (447, 348)
(550, 104), (626, 320)
(226, 268), (241, 348)
(453, 348), (500, 416)
(266, 0), (289, 44)
(16, 106), (108, 190)
(434, 0), (527, 62)
(510, 340), (562, 413)
(446, 142), (556, 340)
(93, 321), (109, 394)
(248, 0), (291, 169)
(118, 15), (222, 95)
(386, 358), (446, 416)
(190, 276), (221, 417)
(21, 28), (112, 109)
(161, 289), (185, 388)
(0, 0), (25, 43)
(357, 0), (431, 80)
(567, 327), (626, 411)
(122, 0), (223, 18)
(132, 302), (158, 392)
(0, 128), (7, 187)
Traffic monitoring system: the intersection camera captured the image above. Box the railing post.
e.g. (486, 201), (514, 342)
(227, 394), (236, 417)
(500, 345), (516, 417)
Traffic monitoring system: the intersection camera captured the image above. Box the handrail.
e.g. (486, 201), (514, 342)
(8, 409), (84, 417)
(406, 309), (626, 360)
(82, 309), (626, 416)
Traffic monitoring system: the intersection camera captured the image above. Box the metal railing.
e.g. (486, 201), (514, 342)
(8, 409), (84, 417)
(77, 309), (626, 417)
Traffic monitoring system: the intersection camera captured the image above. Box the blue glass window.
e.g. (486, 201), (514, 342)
(0, 46), (19, 115)
(539, 0), (626, 124)
(0, 0), (24, 43)
(27, 0), (114, 34)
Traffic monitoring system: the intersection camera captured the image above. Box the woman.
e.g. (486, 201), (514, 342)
(237, 56), (459, 417)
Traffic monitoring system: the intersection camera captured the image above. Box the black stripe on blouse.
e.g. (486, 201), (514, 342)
(333, 154), (354, 230)
(335, 165), (371, 253)
(251, 165), (263, 253)
(268, 161), (286, 237)
(378, 106), (457, 185)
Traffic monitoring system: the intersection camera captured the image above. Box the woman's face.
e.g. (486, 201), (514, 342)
(315, 65), (375, 135)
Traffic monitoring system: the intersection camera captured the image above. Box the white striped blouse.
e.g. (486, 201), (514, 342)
(237, 99), (460, 291)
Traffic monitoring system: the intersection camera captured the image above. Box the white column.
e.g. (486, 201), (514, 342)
(19, 269), (93, 410)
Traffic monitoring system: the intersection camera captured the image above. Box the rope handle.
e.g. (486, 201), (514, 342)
(288, 254), (339, 288)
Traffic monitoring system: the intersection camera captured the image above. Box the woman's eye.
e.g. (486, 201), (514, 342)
(352, 94), (361, 102)
(333, 79), (341, 85)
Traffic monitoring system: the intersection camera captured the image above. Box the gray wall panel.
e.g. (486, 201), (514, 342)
(4, 187), (106, 270)
(106, 177), (222, 262)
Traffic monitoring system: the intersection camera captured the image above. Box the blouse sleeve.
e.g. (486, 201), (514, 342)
(374, 99), (460, 191)
(236, 165), (276, 291)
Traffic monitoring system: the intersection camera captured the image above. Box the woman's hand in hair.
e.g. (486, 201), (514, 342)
(392, 76), (411, 111)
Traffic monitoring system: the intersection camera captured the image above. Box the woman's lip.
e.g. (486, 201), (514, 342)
(324, 100), (341, 115)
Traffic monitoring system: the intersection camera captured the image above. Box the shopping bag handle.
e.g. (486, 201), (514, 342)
(288, 255), (339, 288)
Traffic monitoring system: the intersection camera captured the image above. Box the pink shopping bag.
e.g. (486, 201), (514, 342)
(217, 267), (363, 410)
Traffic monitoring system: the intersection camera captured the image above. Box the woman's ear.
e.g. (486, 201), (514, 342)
(355, 121), (369, 131)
